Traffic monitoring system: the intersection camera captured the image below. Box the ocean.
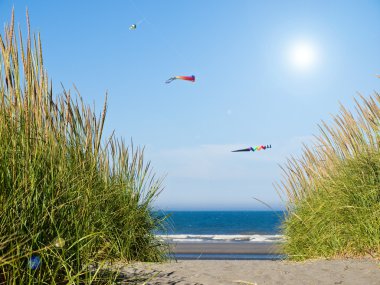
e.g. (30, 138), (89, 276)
(156, 211), (286, 260)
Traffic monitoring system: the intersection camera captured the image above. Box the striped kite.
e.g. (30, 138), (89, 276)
(232, 145), (272, 152)
(166, 75), (195, 84)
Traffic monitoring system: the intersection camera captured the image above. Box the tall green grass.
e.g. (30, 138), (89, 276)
(0, 11), (167, 283)
(277, 93), (380, 260)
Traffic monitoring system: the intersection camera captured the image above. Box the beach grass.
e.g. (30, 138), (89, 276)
(0, 10), (167, 283)
(277, 92), (380, 260)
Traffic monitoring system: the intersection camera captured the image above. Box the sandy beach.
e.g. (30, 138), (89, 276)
(103, 242), (380, 284)
(112, 258), (380, 285)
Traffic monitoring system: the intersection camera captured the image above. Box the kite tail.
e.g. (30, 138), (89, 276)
(165, 77), (176, 84)
(136, 18), (146, 25)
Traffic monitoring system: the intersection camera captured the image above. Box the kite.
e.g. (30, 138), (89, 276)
(232, 145), (272, 152)
(165, 75), (195, 84)
(129, 19), (146, 31)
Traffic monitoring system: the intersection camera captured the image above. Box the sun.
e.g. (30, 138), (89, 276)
(288, 42), (317, 71)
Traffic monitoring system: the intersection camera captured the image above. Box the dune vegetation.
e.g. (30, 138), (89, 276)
(0, 11), (167, 284)
(278, 92), (380, 260)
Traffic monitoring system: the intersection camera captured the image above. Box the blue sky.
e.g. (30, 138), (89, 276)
(1, 1), (380, 210)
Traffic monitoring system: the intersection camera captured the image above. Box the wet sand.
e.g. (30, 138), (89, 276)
(113, 258), (380, 285)
(170, 242), (282, 255)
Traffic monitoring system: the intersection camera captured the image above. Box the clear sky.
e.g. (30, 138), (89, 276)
(1, 1), (380, 210)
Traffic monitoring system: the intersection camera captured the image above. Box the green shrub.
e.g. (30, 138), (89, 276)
(277, 93), (380, 260)
(0, 11), (167, 284)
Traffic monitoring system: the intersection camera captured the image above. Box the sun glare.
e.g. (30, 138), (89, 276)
(289, 42), (317, 71)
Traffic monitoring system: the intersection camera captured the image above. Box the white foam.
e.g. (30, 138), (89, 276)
(157, 234), (284, 243)
(172, 238), (204, 242)
(212, 235), (250, 241)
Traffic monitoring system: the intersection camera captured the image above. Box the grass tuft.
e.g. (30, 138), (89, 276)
(0, 10), (167, 283)
(277, 92), (380, 260)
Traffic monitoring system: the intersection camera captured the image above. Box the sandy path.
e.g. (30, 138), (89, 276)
(112, 258), (380, 285)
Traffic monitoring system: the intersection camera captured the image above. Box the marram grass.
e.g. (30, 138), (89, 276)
(277, 93), (380, 260)
(0, 11), (167, 284)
